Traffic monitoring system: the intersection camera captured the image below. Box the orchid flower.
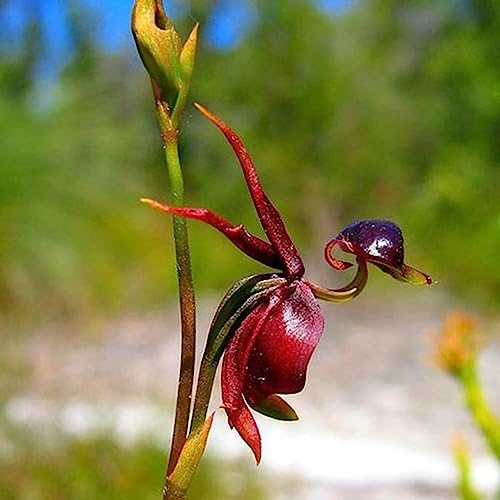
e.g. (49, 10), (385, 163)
(142, 103), (432, 463)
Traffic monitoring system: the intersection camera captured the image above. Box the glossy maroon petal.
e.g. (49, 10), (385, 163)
(194, 103), (305, 280)
(244, 281), (325, 399)
(221, 287), (289, 463)
(221, 282), (324, 462)
(326, 220), (432, 285)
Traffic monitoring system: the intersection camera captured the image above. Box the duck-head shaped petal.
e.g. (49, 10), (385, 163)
(325, 220), (432, 286)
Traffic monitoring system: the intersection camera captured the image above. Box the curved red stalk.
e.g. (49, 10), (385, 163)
(324, 239), (354, 271)
(194, 103), (305, 280)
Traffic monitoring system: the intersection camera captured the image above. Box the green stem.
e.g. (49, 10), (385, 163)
(460, 361), (500, 461)
(153, 91), (196, 483)
(171, 87), (189, 130)
(164, 140), (196, 477)
(452, 437), (482, 500)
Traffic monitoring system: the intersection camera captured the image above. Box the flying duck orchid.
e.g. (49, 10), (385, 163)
(142, 103), (432, 463)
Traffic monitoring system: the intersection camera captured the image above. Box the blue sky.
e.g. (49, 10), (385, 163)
(1, 0), (353, 79)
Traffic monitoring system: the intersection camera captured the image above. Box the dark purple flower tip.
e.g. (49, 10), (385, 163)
(325, 219), (432, 286)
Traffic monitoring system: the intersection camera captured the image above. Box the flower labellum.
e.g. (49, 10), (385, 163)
(325, 219), (433, 286)
(142, 103), (432, 462)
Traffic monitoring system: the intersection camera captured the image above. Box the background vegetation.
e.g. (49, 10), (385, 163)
(1, 0), (498, 324)
(0, 424), (264, 499)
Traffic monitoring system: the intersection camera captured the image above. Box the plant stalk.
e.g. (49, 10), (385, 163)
(452, 436), (482, 500)
(460, 361), (500, 461)
(153, 88), (197, 482)
(165, 143), (196, 477)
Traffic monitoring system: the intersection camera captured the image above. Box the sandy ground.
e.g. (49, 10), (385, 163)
(3, 288), (500, 499)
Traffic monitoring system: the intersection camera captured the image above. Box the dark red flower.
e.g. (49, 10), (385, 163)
(221, 280), (323, 462)
(142, 103), (431, 463)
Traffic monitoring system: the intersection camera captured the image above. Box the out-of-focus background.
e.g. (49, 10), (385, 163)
(1, 0), (499, 498)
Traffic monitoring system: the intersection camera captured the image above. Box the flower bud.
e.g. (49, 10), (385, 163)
(434, 312), (481, 376)
(131, 0), (198, 97)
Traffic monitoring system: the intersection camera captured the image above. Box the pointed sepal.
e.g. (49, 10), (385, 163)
(179, 23), (199, 90)
(140, 199), (282, 270)
(194, 102), (305, 280)
(247, 393), (299, 421)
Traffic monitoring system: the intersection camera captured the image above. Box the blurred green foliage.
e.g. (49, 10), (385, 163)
(0, 427), (265, 499)
(0, 0), (499, 322)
